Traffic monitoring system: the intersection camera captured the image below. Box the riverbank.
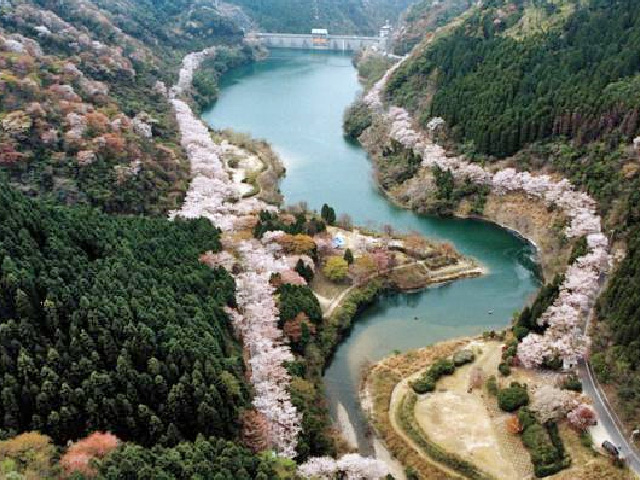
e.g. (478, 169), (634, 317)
(200, 47), (541, 474)
(212, 129), (286, 205)
(312, 224), (486, 317)
(359, 114), (570, 283)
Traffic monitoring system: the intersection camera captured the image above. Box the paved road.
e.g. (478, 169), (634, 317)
(576, 280), (640, 474)
(578, 360), (640, 474)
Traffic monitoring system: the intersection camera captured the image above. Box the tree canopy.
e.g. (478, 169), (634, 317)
(0, 183), (249, 447)
(386, 0), (640, 157)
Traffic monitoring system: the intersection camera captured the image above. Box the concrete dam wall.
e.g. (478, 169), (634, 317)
(253, 32), (388, 52)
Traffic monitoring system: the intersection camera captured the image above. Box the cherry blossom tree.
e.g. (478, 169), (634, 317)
(60, 432), (119, 477)
(297, 454), (390, 479)
(363, 56), (611, 370)
(530, 385), (579, 423)
(567, 404), (597, 431)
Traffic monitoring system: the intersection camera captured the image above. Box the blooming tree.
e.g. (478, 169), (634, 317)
(362, 56), (611, 370)
(60, 432), (119, 477)
(169, 48), (389, 471)
(530, 385), (579, 423)
(297, 454), (390, 479)
(567, 404), (597, 431)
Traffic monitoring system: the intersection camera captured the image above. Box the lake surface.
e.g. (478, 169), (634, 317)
(203, 49), (539, 453)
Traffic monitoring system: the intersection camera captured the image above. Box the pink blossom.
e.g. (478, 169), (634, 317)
(364, 57), (611, 370)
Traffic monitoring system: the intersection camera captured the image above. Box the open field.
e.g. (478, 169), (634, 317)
(366, 338), (636, 479)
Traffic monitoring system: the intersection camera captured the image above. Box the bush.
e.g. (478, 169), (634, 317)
(513, 325), (530, 341)
(542, 355), (563, 371)
(405, 466), (420, 480)
(560, 374), (583, 392)
(431, 359), (456, 377)
(498, 384), (529, 412)
(343, 100), (373, 140)
(411, 358), (456, 394)
(323, 256), (349, 282)
(453, 349), (475, 366)
(579, 430), (593, 449)
(517, 408), (537, 430)
(517, 411), (571, 477)
(411, 377), (436, 394)
(590, 352), (611, 383)
(498, 362), (511, 377)
(486, 376), (498, 396)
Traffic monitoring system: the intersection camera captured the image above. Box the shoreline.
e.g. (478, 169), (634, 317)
(361, 336), (476, 478)
(373, 169), (551, 281)
(191, 47), (555, 473)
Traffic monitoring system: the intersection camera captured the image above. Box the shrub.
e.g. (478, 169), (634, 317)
(516, 411), (571, 477)
(405, 466), (420, 480)
(513, 325), (530, 341)
(323, 256), (349, 282)
(542, 355), (563, 371)
(579, 430), (593, 449)
(498, 362), (511, 377)
(410, 358), (456, 394)
(453, 349), (475, 366)
(343, 100), (373, 140)
(486, 375), (498, 396)
(517, 408), (537, 430)
(590, 352), (611, 383)
(411, 377), (436, 394)
(431, 359), (455, 377)
(560, 374), (582, 392)
(498, 384), (529, 412)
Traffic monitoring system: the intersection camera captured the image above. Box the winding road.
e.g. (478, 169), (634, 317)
(580, 295), (640, 475)
(579, 361), (640, 474)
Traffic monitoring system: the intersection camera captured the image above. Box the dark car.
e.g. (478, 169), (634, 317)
(602, 440), (620, 457)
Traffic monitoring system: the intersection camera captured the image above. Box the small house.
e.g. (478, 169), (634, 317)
(562, 354), (578, 371)
(312, 28), (329, 47)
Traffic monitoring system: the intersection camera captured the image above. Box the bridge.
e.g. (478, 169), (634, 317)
(249, 24), (393, 53)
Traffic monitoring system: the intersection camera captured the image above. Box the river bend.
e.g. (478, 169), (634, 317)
(202, 49), (539, 452)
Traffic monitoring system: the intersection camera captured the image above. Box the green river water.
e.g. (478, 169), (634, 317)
(202, 49), (539, 454)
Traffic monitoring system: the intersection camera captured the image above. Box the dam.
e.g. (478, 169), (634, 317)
(249, 23), (393, 52)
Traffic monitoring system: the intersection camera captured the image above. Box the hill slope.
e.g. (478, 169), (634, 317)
(227, 0), (413, 35)
(378, 0), (640, 435)
(0, 0), (256, 215)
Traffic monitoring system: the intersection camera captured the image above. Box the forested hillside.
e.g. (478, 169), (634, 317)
(0, 180), (294, 477)
(0, 0), (257, 215)
(386, 0), (640, 157)
(0, 1), (290, 476)
(393, 0), (472, 54)
(0, 183), (247, 445)
(227, 0), (413, 35)
(381, 0), (640, 433)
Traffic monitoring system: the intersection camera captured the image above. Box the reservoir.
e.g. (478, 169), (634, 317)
(203, 49), (539, 453)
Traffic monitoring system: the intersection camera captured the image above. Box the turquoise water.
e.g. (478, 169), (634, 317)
(203, 49), (539, 453)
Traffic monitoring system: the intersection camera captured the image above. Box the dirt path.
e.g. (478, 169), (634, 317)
(388, 372), (467, 479)
(323, 284), (357, 317)
(413, 342), (532, 479)
(386, 341), (536, 479)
